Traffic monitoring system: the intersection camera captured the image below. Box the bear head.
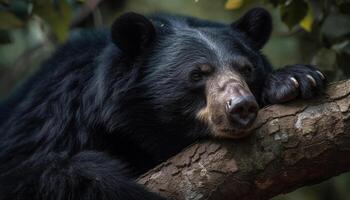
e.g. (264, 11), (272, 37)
(110, 8), (272, 139)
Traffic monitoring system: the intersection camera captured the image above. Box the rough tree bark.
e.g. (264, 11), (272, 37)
(137, 80), (350, 200)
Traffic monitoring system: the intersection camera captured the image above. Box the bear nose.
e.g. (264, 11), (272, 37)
(226, 96), (258, 129)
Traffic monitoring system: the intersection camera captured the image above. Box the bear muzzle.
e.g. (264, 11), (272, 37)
(226, 95), (258, 130)
(208, 74), (259, 138)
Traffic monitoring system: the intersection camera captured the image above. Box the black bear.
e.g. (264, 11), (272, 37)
(0, 8), (326, 200)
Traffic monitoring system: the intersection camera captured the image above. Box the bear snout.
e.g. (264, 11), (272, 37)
(226, 95), (258, 129)
(202, 72), (260, 138)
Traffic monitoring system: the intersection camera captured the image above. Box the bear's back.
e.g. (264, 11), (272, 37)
(0, 30), (109, 127)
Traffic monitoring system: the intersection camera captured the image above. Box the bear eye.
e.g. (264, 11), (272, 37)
(238, 65), (253, 78)
(190, 65), (213, 83)
(190, 70), (203, 82)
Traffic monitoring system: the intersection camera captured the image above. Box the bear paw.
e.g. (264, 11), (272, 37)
(262, 64), (326, 105)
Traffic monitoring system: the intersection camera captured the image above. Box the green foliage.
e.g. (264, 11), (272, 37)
(0, 11), (23, 29)
(0, 0), (73, 43)
(222, 0), (350, 78)
(280, 0), (308, 30)
(33, 0), (72, 42)
(9, 0), (33, 19)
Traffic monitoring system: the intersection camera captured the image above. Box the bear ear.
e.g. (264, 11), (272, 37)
(111, 12), (155, 57)
(231, 7), (272, 49)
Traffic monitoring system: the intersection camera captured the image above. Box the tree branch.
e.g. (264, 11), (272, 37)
(138, 80), (350, 200)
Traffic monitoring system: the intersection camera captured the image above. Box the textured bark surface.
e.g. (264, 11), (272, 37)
(137, 80), (350, 200)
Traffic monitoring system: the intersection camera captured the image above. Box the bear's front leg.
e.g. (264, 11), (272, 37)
(261, 64), (327, 105)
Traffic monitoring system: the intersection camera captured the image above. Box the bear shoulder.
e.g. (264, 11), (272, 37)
(0, 30), (110, 126)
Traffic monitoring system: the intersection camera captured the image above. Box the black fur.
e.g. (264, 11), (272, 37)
(262, 64), (326, 104)
(0, 8), (326, 200)
(232, 7), (272, 49)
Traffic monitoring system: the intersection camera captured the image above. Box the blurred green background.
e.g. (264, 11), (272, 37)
(0, 0), (349, 199)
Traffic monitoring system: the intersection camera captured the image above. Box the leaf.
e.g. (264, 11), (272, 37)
(280, 0), (308, 30)
(0, 11), (23, 29)
(225, 0), (243, 10)
(321, 12), (350, 42)
(8, 0), (33, 20)
(33, 0), (72, 42)
(299, 8), (313, 32)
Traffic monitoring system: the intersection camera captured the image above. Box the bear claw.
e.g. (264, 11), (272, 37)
(289, 77), (299, 88)
(316, 70), (325, 80)
(262, 64), (327, 105)
(306, 74), (317, 87)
